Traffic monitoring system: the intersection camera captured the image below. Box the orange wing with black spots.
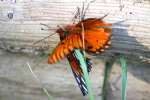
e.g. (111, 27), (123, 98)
(48, 18), (112, 64)
(84, 27), (111, 53)
(79, 18), (112, 53)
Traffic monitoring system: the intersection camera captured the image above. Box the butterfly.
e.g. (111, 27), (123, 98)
(48, 18), (112, 64)
(53, 25), (93, 95)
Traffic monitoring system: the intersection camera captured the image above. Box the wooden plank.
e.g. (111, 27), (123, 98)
(0, 0), (150, 61)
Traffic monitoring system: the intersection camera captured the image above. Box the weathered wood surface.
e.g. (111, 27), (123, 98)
(0, 49), (150, 100)
(0, 0), (150, 60)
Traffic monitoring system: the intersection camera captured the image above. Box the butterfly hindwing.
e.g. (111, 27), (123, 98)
(67, 50), (92, 96)
(84, 29), (111, 53)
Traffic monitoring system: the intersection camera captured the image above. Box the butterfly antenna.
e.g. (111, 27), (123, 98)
(33, 23), (58, 45)
(99, 13), (109, 20)
(40, 23), (57, 31)
(33, 33), (57, 45)
(81, 1), (85, 20)
(82, 0), (96, 19)
(40, 23), (51, 28)
(72, 7), (80, 23)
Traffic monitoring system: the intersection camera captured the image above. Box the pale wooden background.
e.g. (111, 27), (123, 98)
(0, 1), (150, 100)
(0, 0), (150, 61)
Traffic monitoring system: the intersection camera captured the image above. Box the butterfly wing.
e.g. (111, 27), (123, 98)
(78, 18), (112, 53)
(67, 50), (92, 96)
(48, 33), (83, 64)
(84, 28), (111, 53)
(77, 18), (112, 29)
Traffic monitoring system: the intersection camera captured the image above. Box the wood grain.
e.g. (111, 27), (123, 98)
(0, 0), (150, 61)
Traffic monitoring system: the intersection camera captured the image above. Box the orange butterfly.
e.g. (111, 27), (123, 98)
(48, 18), (112, 64)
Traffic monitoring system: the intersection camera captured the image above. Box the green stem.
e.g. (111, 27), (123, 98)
(120, 55), (127, 100)
(102, 58), (115, 100)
